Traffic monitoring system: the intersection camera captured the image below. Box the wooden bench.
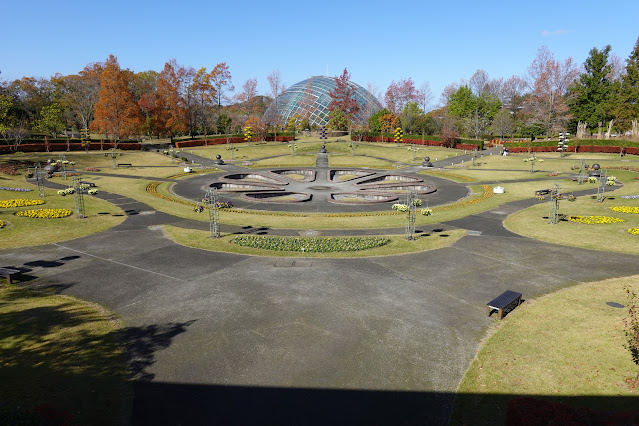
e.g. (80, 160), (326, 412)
(486, 290), (522, 320)
(535, 189), (551, 196)
(0, 267), (21, 285)
(80, 181), (96, 187)
(117, 163), (132, 168)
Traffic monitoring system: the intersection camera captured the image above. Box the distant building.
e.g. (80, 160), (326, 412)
(263, 76), (382, 127)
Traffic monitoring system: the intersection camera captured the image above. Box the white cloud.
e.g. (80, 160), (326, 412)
(541, 29), (575, 37)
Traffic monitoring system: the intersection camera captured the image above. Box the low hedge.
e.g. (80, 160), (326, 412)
(174, 135), (294, 148)
(0, 142), (141, 154)
(352, 135), (483, 150)
(503, 139), (639, 148)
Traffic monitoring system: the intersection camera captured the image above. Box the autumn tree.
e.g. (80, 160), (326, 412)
(379, 112), (399, 142)
(418, 81), (434, 113)
(210, 62), (234, 108)
(385, 78), (420, 115)
(328, 68), (360, 130)
(492, 108), (515, 139)
(150, 59), (188, 141)
(244, 115), (265, 140)
(501, 75), (528, 119)
(265, 70), (285, 129)
(91, 55), (143, 145)
(526, 46), (579, 136)
(187, 67), (216, 136)
(53, 62), (102, 131)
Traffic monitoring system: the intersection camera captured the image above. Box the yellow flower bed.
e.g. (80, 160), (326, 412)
(14, 208), (73, 219)
(0, 199), (45, 208)
(568, 215), (625, 224)
(627, 228), (639, 235)
(609, 206), (639, 214)
(0, 219), (4, 228)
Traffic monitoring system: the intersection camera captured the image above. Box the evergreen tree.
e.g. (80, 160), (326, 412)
(618, 37), (639, 124)
(568, 45), (616, 130)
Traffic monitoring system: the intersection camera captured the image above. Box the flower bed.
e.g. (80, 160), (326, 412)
(84, 167), (100, 172)
(233, 235), (390, 252)
(609, 206), (639, 214)
(0, 199), (45, 208)
(57, 188), (75, 196)
(0, 164), (19, 175)
(627, 228), (639, 235)
(568, 215), (625, 224)
(0, 186), (32, 192)
(621, 195), (639, 199)
(14, 208), (72, 218)
(0, 219), (4, 228)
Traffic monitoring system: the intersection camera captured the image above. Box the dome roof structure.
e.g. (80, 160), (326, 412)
(263, 76), (382, 127)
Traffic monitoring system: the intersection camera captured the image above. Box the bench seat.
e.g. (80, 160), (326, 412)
(487, 290), (522, 320)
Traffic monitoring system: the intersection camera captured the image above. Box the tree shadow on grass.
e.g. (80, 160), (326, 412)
(0, 287), (195, 424)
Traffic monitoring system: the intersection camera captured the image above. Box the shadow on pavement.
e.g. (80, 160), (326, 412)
(131, 383), (639, 426)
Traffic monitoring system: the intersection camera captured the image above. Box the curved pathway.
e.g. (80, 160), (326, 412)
(3, 168), (639, 425)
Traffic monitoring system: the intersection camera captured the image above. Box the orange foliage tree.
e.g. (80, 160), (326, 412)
(153, 59), (188, 141)
(244, 116), (265, 141)
(379, 113), (399, 142)
(91, 55), (142, 146)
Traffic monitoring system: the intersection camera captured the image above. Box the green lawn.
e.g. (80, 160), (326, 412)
(453, 275), (639, 425)
(161, 226), (466, 257)
(0, 174), (125, 250)
(0, 285), (131, 425)
(504, 173), (639, 255)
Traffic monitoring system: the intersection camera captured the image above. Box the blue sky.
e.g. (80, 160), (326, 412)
(2, 0), (638, 109)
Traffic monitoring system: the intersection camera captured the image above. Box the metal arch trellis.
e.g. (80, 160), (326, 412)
(72, 175), (86, 219)
(548, 182), (561, 224)
(596, 169), (608, 203)
(206, 188), (220, 238)
(577, 159), (586, 185)
(404, 191), (417, 240)
(34, 163), (45, 198)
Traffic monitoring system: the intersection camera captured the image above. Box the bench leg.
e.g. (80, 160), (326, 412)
(3, 274), (10, 285)
(497, 308), (504, 320)
(486, 305), (491, 317)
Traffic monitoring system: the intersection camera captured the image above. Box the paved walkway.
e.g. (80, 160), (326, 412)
(4, 162), (639, 424)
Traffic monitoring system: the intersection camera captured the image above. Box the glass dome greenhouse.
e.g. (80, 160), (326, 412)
(263, 76), (382, 127)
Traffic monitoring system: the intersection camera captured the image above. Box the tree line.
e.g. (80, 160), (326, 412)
(1, 37), (639, 149)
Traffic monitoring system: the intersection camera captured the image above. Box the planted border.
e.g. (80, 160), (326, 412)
(233, 235), (390, 252)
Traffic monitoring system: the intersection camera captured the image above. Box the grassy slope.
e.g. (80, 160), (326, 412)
(0, 285), (131, 425)
(453, 276), (639, 424)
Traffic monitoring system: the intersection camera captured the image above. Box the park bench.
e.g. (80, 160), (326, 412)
(535, 189), (551, 196)
(0, 267), (21, 285)
(80, 181), (96, 187)
(117, 163), (132, 168)
(486, 290), (522, 320)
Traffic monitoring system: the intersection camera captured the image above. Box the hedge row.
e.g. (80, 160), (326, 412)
(503, 139), (639, 148)
(505, 145), (638, 155)
(174, 135), (294, 148)
(353, 135), (483, 150)
(0, 142), (142, 153)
